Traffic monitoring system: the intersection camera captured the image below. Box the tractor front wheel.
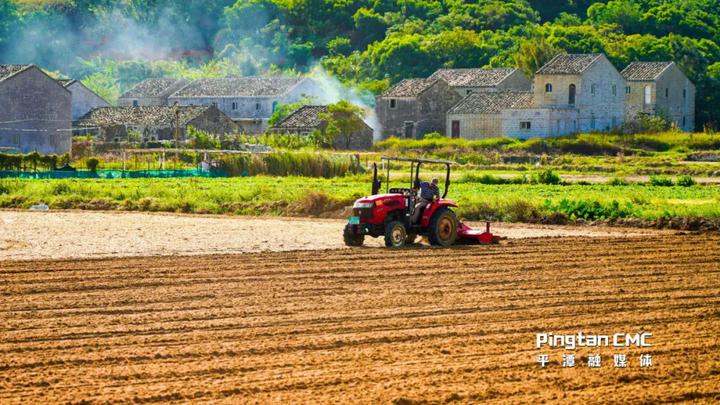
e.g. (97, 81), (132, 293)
(428, 208), (458, 247)
(384, 221), (407, 248)
(343, 224), (364, 247)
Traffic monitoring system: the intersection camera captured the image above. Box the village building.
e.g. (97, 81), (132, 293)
(533, 53), (625, 133)
(270, 105), (373, 150)
(375, 78), (463, 139)
(168, 77), (322, 134)
(447, 54), (628, 139)
(621, 61), (695, 131)
(428, 68), (531, 97)
(75, 106), (238, 143)
(57, 79), (110, 121)
(118, 78), (189, 107)
(0, 64), (72, 155)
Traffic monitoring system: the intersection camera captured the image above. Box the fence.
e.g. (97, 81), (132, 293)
(0, 169), (228, 179)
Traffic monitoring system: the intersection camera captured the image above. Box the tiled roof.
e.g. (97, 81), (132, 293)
(381, 79), (436, 97)
(0, 64), (32, 82)
(272, 105), (328, 130)
(621, 62), (673, 81)
(428, 68), (516, 87)
(536, 54), (602, 75)
(171, 77), (305, 97)
(448, 91), (533, 114)
(120, 78), (189, 99)
(76, 106), (214, 127)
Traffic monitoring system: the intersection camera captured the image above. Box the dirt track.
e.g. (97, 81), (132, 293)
(0, 210), (661, 260)
(2, 234), (719, 403)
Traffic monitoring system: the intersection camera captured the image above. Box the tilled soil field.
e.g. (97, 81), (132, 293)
(1, 234), (720, 404)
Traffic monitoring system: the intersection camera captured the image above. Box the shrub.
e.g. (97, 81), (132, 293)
(532, 169), (561, 185)
(676, 175), (697, 187)
(86, 157), (100, 172)
(550, 199), (634, 221)
(649, 175), (674, 186)
(607, 177), (629, 186)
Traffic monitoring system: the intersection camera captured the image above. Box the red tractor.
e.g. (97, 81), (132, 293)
(344, 156), (496, 248)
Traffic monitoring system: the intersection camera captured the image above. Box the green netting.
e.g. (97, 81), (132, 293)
(0, 169), (229, 179)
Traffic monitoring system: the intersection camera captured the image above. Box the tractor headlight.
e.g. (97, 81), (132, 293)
(353, 201), (375, 209)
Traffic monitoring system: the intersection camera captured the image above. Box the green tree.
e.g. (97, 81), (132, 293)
(319, 101), (367, 149)
(513, 36), (561, 77)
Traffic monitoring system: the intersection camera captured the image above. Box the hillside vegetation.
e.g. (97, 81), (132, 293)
(1, 0), (720, 127)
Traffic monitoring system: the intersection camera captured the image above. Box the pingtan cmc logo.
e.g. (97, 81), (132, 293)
(535, 332), (653, 369)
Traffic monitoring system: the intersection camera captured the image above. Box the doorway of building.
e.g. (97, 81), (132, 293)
(404, 121), (414, 138)
(451, 120), (460, 138)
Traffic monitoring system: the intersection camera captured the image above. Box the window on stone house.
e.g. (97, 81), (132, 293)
(644, 85), (652, 105)
(683, 116), (686, 127)
(666, 88), (669, 98)
(520, 121), (531, 130)
(683, 89), (687, 99)
(612, 84), (617, 96)
(612, 117), (617, 128)
(389, 99), (397, 109)
(466, 89), (472, 95)
(626, 86), (631, 94)
(255, 103), (261, 110)
(569, 84), (576, 105)
(232, 102), (238, 110)
(132, 100), (139, 107)
(591, 115), (596, 129)
(545, 83), (553, 93)
(591, 84), (597, 95)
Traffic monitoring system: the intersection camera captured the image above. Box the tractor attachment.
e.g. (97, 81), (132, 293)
(457, 221), (498, 245)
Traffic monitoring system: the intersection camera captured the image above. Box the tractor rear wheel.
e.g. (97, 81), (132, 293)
(384, 221), (407, 248)
(343, 224), (364, 247)
(428, 208), (458, 247)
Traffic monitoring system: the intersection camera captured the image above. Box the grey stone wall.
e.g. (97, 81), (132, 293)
(446, 113), (504, 139)
(376, 80), (462, 139)
(497, 70), (533, 92)
(0, 67), (71, 155)
(68, 82), (110, 120)
(375, 97), (418, 139)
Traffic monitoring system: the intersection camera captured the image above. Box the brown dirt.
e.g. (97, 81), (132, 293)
(0, 210), (663, 260)
(1, 234), (719, 404)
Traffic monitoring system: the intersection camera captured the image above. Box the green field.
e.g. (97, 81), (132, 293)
(2, 175), (719, 228)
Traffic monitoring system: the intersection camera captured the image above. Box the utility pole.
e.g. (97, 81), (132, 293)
(174, 102), (180, 166)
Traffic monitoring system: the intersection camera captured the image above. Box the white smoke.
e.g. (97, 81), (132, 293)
(307, 65), (383, 140)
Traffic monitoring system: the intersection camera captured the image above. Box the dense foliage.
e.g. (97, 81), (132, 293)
(2, 0), (720, 126)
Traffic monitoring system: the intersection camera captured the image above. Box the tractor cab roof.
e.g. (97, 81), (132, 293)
(380, 156), (455, 165)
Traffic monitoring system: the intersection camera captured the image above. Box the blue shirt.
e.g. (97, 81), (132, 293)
(419, 181), (440, 201)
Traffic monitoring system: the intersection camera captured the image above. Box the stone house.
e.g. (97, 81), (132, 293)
(168, 77), (322, 134)
(57, 79), (110, 120)
(428, 68), (531, 97)
(270, 105), (373, 150)
(621, 62), (695, 131)
(75, 106), (238, 143)
(118, 78), (189, 107)
(376, 78), (463, 139)
(447, 92), (526, 138)
(533, 54), (626, 133)
(0, 64), (71, 155)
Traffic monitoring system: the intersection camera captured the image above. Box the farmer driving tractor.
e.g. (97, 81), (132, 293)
(411, 178), (440, 224)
